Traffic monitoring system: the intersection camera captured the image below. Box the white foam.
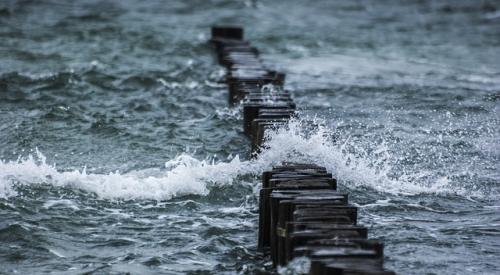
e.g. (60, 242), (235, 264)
(43, 199), (80, 210)
(0, 118), (492, 200)
(215, 105), (242, 120)
(259, 119), (488, 197)
(48, 248), (66, 258)
(0, 149), (250, 200)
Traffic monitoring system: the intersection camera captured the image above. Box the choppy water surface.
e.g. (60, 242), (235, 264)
(1, 0), (499, 274)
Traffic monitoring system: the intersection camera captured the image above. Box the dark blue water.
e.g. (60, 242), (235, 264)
(1, 0), (499, 274)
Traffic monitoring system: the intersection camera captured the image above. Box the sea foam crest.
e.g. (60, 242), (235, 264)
(0, 149), (247, 200)
(0, 118), (489, 200)
(259, 119), (478, 197)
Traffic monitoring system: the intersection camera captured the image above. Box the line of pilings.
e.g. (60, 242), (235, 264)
(209, 26), (396, 275)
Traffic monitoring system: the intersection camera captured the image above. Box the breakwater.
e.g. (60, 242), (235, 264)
(210, 26), (396, 275)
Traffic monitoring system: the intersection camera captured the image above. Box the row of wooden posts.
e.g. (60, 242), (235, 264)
(210, 26), (395, 275)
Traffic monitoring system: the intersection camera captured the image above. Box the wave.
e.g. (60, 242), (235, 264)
(0, 149), (248, 200)
(257, 119), (491, 198)
(0, 119), (493, 200)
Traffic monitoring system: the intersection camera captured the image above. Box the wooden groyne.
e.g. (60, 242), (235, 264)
(210, 26), (395, 275)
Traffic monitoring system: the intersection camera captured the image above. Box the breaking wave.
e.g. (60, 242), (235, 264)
(0, 119), (494, 200)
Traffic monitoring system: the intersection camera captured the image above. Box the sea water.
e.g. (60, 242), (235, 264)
(1, 0), (499, 274)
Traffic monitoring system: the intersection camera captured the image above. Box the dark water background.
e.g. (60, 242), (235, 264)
(1, 0), (499, 274)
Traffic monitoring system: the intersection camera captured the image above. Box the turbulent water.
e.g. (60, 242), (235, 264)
(1, 0), (499, 274)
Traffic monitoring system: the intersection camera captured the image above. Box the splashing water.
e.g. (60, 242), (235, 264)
(1, 0), (499, 274)
(1, 117), (493, 200)
(259, 119), (487, 197)
(0, 149), (247, 200)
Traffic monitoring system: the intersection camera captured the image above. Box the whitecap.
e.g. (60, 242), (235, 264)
(0, 117), (494, 200)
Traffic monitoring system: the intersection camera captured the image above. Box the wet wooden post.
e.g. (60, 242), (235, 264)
(209, 26), (395, 274)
